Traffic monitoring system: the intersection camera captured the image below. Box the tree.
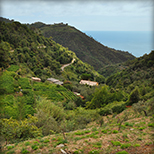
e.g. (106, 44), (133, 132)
(132, 98), (154, 116)
(81, 73), (91, 80)
(0, 115), (41, 144)
(87, 85), (113, 109)
(0, 41), (11, 68)
(95, 75), (105, 84)
(128, 86), (140, 106)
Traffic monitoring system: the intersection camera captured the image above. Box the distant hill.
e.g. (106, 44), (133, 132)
(29, 22), (135, 70)
(106, 50), (154, 99)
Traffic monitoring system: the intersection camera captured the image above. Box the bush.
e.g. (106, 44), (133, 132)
(112, 130), (119, 134)
(25, 142), (30, 146)
(21, 148), (29, 154)
(139, 127), (145, 130)
(43, 139), (50, 143)
(64, 101), (76, 110)
(93, 142), (102, 148)
(111, 141), (121, 146)
(125, 122), (133, 127)
(2, 98), (19, 118)
(7, 65), (19, 72)
(101, 130), (107, 134)
(7, 151), (15, 154)
(18, 78), (32, 89)
(99, 101), (126, 116)
(0, 71), (15, 94)
(87, 85), (114, 108)
(81, 73), (92, 80)
(74, 131), (85, 135)
(148, 123), (154, 127)
(116, 151), (128, 154)
(74, 107), (100, 129)
(35, 98), (65, 135)
(132, 99), (154, 116)
(55, 139), (68, 146)
(128, 87), (140, 105)
(134, 144), (140, 147)
(0, 115), (42, 143)
(31, 145), (38, 150)
(7, 146), (14, 150)
(121, 143), (131, 149)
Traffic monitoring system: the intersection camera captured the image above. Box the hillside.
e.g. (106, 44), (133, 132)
(29, 22), (135, 71)
(84, 51), (154, 111)
(106, 51), (154, 95)
(0, 18), (153, 154)
(1, 108), (154, 154)
(0, 20), (103, 82)
(0, 20), (105, 145)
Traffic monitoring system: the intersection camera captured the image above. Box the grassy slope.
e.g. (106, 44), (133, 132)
(2, 108), (154, 154)
(29, 22), (135, 71)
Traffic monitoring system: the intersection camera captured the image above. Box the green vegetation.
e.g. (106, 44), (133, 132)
(0, 20), (101, 82)
(111, 140), (121, 146)
(1, 107), (153, 154)
(116, 151), (128, 154)
(125, 122), (133, 127)
(86, 85), (127, 111)
(120, 143), (131, 149)
(21, 148), (29, 154)
(29, 22), (135, 72)
(7, 65), (19, 72)
(112, 130), (119, 134)
(0, 18), (153, 154)
(106, 51), (154, 103)
(0, 115), (41, 144)
(24, 142), (30, 146)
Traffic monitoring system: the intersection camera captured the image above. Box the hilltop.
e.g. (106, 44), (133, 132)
(29, 22), (135, 71)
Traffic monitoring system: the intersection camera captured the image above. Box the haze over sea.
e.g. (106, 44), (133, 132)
(84, 31), (154, 57)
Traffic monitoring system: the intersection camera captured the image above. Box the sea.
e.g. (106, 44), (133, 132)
(84, 31), (154, 57)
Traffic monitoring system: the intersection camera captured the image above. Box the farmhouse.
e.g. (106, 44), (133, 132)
(47, 78), (63, 85)
(79, 80), (98, 86)
(31, 77), (41, 82)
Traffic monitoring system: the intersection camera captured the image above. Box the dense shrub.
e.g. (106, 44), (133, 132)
(18, 78), (32, 89)
(7, 65), (19, 72)
(0, 71), (15, 94)
(132, 98), (154, 116)
(86, 85), (126, 109)
(127, 86), (140, 106)
(0, 115), (42, 143)
(99, 101), (126, 116)
(74, 107), (100, 129)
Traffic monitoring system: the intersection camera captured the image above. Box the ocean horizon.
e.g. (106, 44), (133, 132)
(84, 31), (154, 57)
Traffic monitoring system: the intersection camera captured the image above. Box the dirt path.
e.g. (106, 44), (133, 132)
(61, 58), (75, 71)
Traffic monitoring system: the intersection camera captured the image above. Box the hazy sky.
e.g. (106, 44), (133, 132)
(0, 0), (154, 31)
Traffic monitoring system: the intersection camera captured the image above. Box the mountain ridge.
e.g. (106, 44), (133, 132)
(29, 22), (135, 71)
